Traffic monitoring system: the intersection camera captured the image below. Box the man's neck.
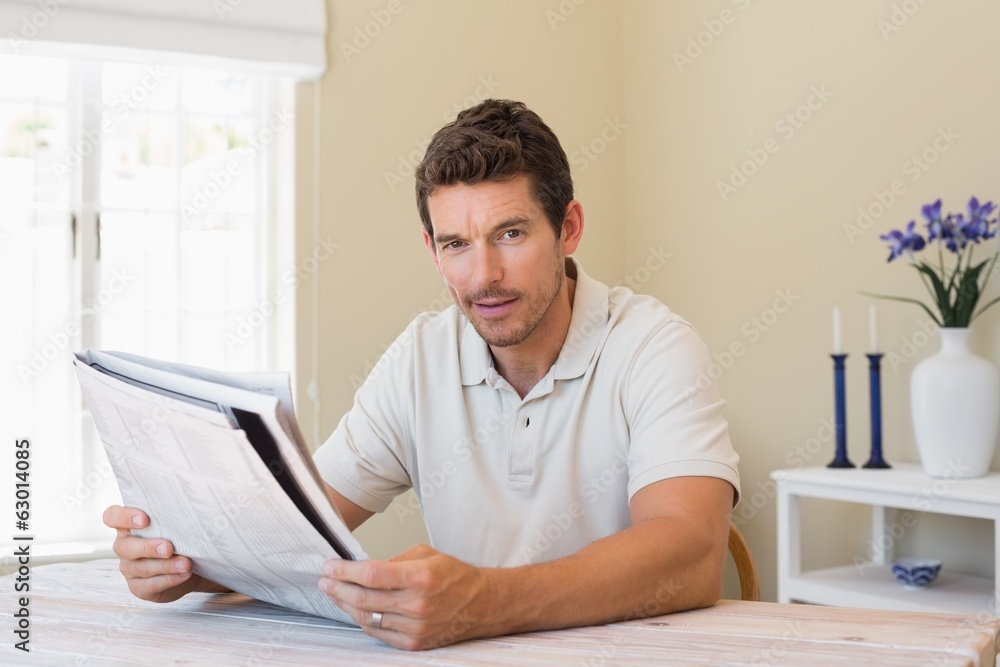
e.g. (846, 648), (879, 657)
(491, 278), (577, 399)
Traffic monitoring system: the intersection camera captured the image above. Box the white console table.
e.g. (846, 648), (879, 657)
(772, 464), (1000, 616)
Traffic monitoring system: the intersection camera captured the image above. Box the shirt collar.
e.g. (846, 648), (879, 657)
(459, 257), (609, 386)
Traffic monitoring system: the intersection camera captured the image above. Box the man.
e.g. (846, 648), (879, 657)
(104, 99), (740, 651)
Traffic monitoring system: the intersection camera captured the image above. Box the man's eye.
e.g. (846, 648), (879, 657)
(502, 230), (522, 240)
(445, 241), (465, 250)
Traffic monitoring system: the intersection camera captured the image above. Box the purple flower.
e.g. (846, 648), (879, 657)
(880, 220), (926, 262)
(873, 196), (1000, 328)
(922, 198), (967, 252)
(961, 197), (997, 243)
(922, 199), (944, 238)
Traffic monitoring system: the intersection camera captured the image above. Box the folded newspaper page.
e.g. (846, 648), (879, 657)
(73, 349), (367, 626)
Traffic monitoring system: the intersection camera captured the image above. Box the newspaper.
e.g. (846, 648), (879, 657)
(73, 349), (367, 626)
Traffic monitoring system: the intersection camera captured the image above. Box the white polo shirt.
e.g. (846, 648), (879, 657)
(313, 258), (740, 568)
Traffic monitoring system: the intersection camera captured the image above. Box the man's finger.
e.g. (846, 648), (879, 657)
(113, 534), (175, 561)
(103, 505), (148, 530)
(323, 559), (415, 591)
(126, 571), (194, 601)
(328, 596), (419, 648)
(122, 554), (192, 580)
(319, 577), (406, 614)
(387, 544), (436, 563)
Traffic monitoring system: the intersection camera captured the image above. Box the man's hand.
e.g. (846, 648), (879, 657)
(319, 544), (493, 651)
(103, 505), (228, 603)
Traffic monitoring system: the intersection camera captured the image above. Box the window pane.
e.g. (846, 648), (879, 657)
(102, 63), (178, 112)
(0, 55), (289, 555)
(0, 106), (35, 206)
(0, 209), (72, 314)
(0, 213), (75, 418)
(0, 104), (70, 207)
(181, 69), (256, 116)
(101, 112), (178, 209)
(182, 116), (260, 218)
(0, 55), (67, 102)
(97, 211), (179, 356)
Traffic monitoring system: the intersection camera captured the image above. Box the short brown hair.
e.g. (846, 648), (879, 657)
(415, 99), (574, 241)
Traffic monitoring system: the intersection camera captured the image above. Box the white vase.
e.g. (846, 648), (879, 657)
(910, 328), (1000, 478)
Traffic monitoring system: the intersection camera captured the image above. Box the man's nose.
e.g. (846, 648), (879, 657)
(472, 245), (503, 288)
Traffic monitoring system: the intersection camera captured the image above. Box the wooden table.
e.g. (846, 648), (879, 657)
(3, 559), (999, 666)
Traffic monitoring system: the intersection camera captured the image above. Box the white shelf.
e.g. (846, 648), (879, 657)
(773, 465), (1000, 618)
(787, 565), (995, 616)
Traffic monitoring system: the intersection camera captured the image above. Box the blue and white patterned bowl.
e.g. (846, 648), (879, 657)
(891, 558), (942, 588)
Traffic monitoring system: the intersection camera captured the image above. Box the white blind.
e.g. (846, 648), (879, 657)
(0, 0), (326, 79)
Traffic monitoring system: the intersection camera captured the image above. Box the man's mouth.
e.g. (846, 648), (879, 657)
(471, 298), (516, 317)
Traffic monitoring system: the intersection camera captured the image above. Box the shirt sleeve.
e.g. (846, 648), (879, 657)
(623, 320), (741, 506)
(312, 327), (415, 513)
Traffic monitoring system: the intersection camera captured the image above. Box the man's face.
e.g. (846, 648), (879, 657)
(423, 176), (571, 349)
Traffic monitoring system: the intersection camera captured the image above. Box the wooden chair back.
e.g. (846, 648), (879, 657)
(728, 522), (760, 601)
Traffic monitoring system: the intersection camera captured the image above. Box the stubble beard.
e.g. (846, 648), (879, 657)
(462, 260), (565, 348)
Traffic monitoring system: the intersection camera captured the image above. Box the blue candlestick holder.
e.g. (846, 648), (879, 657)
(863, 353), (890, 469)
(828, 353), (855, 468)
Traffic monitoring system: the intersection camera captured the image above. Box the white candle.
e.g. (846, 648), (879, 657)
(869, 304), (878, 353)
(833, 305), (843, 354)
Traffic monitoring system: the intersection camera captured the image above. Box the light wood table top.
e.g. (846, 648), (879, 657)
(3, 559), (999, 666)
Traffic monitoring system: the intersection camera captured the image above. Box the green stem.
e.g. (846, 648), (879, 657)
(938, 237), (945, 283)
(916, 268), (943, 323)
(972, 237), (1000, 323)
(861, 291), (944, 327)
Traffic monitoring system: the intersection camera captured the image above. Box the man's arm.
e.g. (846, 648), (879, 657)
(320, 475), (734, 650)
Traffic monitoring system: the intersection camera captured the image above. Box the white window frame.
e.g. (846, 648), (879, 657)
(0, 55), (296, 568)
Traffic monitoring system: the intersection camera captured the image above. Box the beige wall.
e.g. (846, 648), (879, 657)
(297, 0), (1000, 598)
(623, 0), (1000, 599)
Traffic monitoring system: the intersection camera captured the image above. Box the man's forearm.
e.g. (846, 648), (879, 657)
(480, 515), (727, 637)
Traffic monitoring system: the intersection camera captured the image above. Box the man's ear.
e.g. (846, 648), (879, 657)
(559, 200), (584, 256)
(422, 228), (443, 275)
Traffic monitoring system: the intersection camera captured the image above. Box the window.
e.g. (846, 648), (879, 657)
(0, 54), (295, 560)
